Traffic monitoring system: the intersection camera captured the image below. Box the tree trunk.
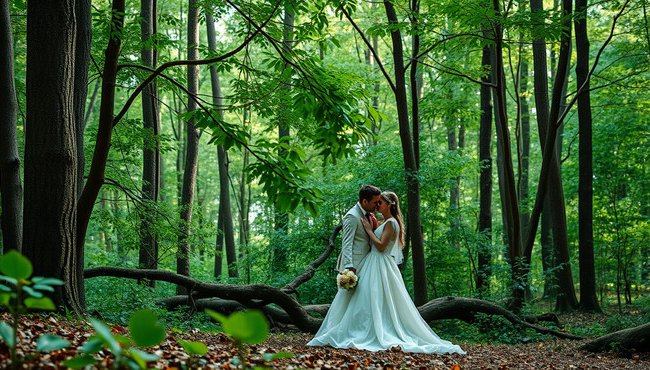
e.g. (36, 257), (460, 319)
(0, 0), (22, 252)
(490, 0), (525, 311)
(384, 0), (427, 305)
(138, 0), (160, 277)
(575, 0), (600, 312)
(176, 0), (200, 294)
(206, 11), (237, 279)
(476, 45), (493, 294)
(74, 0), (91, 200)
(23, 0), (83, 312)
(76, 0), (125, 279)
(581, 322), (650, 353)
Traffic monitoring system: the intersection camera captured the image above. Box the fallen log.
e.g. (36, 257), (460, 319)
(580, 322), (650, 353)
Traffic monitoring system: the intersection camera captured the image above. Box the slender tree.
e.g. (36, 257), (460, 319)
(139, 0), (161, 276)
(177, 0), (201, 293)
(575, 0), (600, 312)
(0, 0), (22, 252)
(206, 10), (237, 278)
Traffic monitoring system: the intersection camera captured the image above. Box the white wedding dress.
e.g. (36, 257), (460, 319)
(307, 218), (465, 354)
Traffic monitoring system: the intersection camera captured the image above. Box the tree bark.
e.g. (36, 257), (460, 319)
(138, 0), (160, 276)
(384, 0), (427, 305)
(574, 0), (600, 312)
(177, 0), (200, 293)
(581, 322), (650, 353)
(74, 0), (91, 200)
(206, 11), (237, 278)
(23, 0), (82, 312)
(0, 0), (22, 252)
(476, 44), (493, 294)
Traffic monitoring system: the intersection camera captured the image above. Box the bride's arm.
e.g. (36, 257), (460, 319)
(361, 218), (395, 252)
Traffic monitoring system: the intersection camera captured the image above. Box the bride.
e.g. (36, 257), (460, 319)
(307, 191), (465, 354)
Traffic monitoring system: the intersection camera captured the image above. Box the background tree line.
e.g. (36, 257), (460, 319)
(0, 0), (648, 320)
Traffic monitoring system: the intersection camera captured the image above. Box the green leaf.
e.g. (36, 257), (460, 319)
(128, 309), (166, 347)
(22, 285), (43, 298)
(205, 309), (228, 325)
(36, 334), (70, 352)
(31, 277), (65, 286)
(0, 250), (32, 280)
(0, 321), (15, 347)
(90, 318), (121, 355)
(223, 310), (269, 345)
(0, 276), (17, 286)
(0, 293), (11, 306)
(178, 340), (208, 356)
(129, 348), (159, 368)
(25, 297), (56, 310)
(62, 355), (97, 369)
(80, 337), (104, 354)
(263, 351), (294, 361)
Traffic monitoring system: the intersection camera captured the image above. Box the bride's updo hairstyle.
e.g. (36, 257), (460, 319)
(381, 191), (404, 246)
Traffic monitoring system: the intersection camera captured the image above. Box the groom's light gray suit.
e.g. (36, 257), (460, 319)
(336, 202), (371, 272)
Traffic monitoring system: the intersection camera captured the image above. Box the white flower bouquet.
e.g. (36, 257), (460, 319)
(337, 268), (358, 290)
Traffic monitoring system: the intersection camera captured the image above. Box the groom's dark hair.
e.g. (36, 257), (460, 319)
(359, 185), (381, 201)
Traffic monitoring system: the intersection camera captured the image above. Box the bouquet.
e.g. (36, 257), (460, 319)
(337, 268), (358, 290)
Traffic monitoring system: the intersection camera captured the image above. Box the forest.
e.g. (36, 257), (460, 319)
(1, 0), (649, 368)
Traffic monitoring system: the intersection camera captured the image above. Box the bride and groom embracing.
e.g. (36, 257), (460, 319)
(307, 185), (465, 355)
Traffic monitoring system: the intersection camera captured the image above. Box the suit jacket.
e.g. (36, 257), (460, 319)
(336, 202), (370, 272)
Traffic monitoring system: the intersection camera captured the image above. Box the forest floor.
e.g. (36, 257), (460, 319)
(1, 310), (649, 369)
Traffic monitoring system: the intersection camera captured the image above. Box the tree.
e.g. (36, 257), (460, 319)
(138, 0), (161, 276)
(0, 0), (22, 252)
(206, 10), (237, 279)
(574, 0), (600, 312)
(22, 0), (82, 311)
(177, 0), (200, 293)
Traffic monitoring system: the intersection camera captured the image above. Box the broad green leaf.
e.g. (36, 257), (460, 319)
(178, 340), (208, 355)
(223, 310), (269, 345)
(0, 250), (32, 280)
(0, 321), (14, 347)
(90, 318), (121, 355)
(62, 355), (96, 369)
(25, 297), (56, 310)
(80, 337), (104, 354)
(128, 309), (165, 347)
(0, 293), (11, 306)
(36, 334), (70, 352)
(22, 285), (43, 298)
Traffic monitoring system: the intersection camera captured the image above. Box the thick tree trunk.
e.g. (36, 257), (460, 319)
(384, 0), (427, 305)
(177, 0), (200, 293)
(138, 0), (160, 276)
(0, 0), (22, 252)
(476, 45), (493, 294)
(23, 0), (82, 312)
(575, 0), (600, 312)
(206, 11), (237, 279)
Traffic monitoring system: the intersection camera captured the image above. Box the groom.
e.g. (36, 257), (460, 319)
(336, 185), (381, 273)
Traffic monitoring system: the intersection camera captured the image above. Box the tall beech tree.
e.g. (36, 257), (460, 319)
(22, 0), (82, 311)
(0, 0), (22, 252)
(177, 0), (200, 292)
(138, 0), (161, 275)
(575, 0), (600, 312)
(206, 10), (237, 279)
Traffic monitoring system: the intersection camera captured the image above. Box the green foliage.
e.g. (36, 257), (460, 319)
(0, 251), (67, 370)
(63, 309), (166, 369)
